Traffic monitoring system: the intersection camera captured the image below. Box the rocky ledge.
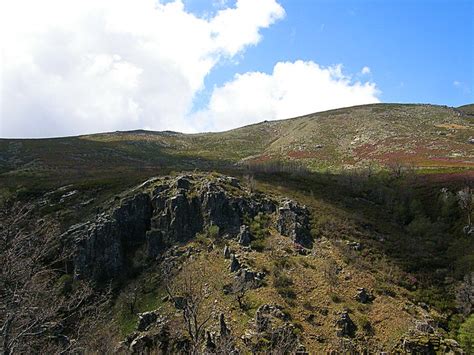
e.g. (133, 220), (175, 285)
(61, 173), (313, 282)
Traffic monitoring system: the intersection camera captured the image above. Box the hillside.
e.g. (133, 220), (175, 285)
(1, 104), (473, 178)
(1, 103), (474, 353)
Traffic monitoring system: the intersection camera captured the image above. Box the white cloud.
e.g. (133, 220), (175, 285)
(361, 66), (371, 75)
(0, 0), (284, 137)
(192, 60), (380, 131)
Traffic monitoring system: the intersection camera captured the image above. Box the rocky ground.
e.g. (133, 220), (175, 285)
(1, 172), (468, 353)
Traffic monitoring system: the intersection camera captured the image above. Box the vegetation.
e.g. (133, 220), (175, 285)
(0, 103), (473, 352)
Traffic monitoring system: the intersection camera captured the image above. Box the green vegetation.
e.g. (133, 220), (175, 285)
(1, 103), (473, 353)
(458, 315), (474, 352)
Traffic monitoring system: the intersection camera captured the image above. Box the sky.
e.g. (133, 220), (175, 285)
(0, 0), (472, 138)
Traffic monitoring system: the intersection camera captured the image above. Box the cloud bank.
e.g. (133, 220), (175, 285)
(1, 0), (379, 137)
(193, 61), (380, 131)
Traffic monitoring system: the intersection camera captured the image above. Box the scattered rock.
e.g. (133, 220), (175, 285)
(136, 311), (159, 331)
(223, 245), (231, 259)
(347, 241), (362, 251)
(230, 254), (241, 272)
(220, 313), (230, 337)
(335, 311), (356, 338)
(355, 288), (374, 304)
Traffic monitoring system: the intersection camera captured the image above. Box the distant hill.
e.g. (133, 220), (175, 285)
(1, 103), (473, 181)
(458, 104), (474, 116)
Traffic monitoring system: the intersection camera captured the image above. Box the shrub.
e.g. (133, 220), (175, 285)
(208, 225), (220, 239)
(250, 239), (265, 252)
(273, 274), (296, 301)
(459, 315), (474, 352)
(277, 287), (297, 300)
(56, 274), (73, 295)
(274, 274), (293, 288)
(330, 293), (341, 303)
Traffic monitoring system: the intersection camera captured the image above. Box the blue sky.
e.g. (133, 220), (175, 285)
(191, 0), (473, 109)
(2, 0), (473, 137)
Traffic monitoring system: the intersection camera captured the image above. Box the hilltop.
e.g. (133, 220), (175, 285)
(1, 104), (473, 179)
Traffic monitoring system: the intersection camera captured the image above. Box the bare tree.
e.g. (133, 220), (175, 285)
(0, 201), (111, 354)
(165, 264), (213, 354)
(458, 186), (473, 228)
(269, 324), (299, 355)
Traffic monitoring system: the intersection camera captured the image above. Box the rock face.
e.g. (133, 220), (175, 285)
(66, 193), (152, 281)
(277, 199), (313, 248)
(61, 174), (312, 282)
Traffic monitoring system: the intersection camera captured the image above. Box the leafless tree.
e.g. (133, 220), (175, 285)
(243, 174), (257, 193)
(323, 258), (340, 292)
(0, 201), (111, 354)
(458, 186), (473, 228)
(269, 324), (299, 355)
(165, 264), (213, 354)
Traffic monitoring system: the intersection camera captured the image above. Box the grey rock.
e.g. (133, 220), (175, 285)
(277, 199), (313, 248)
(224, 245), (231, 259)
(175, 176), (192, 189)
(137, 311), (159, 331)
(61, 173), (281, 283)
(456, 271), (474, 316)
(335, 311), (356, 337)
(237, 225), (252, 246)
(235, 268), (264, 289)
(415, 319), (436, 334)
(220, 313), (230, 337)
(66, 193), (152, 281)
(230, 254), (241, 272)
(255, 304), (289, 333)
(355, 288), (374, 304)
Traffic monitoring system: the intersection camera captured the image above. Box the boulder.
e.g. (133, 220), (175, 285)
(230, 254), (241, 272)
(355, 288), (374, 304)
(335, 311), (357, 338)
(136, 311), (159, 331)
(220, 313), (230, 337)
(223, 245), (231, 259)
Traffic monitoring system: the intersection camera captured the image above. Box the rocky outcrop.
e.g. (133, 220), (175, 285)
(119, 321), (171, 354)
(65, 193), (152, 281)
(61, 174), (311, 282)
(244, 304), (301, 353)
(277, 199), (313, 248)
(393, 317), (463, 354)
